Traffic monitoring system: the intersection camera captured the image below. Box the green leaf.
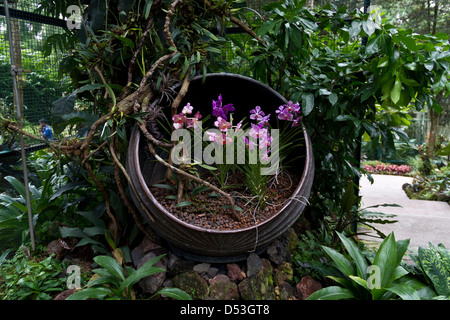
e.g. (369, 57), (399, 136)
(220, 204), (244, 212)
(390, 78), (402, 104)
(349, 276), (368, 289)
(152, 184), (176, 191)
(94, 255), (125, 282)
(119, 254), (165, 292)
(322, 245), (356, 277)
(175, 201), (193, 208)
(437, 244), (450, 272)
(328, 93), (338, 106)
(66, 287), (111, 300)
(387, 282), (421, 300)
(337, 232), (369, 280)
(362, 19), (376, 37)
(4, 176), (26, 199)
(373, 233), (398, 289)
(418, 244), (450, 296)
(144, 0), (153, 19)
(301, 92), (314, 116)
(307, 286), (355, 300)
(151, 287), (192, 300)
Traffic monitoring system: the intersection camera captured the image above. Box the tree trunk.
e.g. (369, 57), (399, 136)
(306, 0), (314, 9)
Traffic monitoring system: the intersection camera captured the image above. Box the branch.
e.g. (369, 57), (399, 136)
(202, 0), (266, 47)
(84, 159), (120, 241)
(110, 130), (159, 243)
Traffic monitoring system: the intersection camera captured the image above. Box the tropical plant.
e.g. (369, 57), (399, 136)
(409, 243), (450, 299)
(0, 247), (68, 300)
(308, 232), (436, 300)
(66, 249), (191, 300)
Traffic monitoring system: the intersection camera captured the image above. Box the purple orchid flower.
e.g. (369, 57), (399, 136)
(212, 94), (234, 120)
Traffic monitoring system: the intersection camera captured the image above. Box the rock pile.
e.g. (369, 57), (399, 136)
(131, 228), (322, 300)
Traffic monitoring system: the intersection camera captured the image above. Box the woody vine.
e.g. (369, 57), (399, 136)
(1, 0), (267, 243)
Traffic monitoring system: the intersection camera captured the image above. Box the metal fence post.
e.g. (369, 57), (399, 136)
(3, 0), (35, 251)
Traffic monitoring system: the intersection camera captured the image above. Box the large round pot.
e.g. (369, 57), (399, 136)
(126, 73), (314, 262)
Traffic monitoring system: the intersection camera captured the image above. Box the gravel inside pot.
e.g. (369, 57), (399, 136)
(150, 169), (301, 231)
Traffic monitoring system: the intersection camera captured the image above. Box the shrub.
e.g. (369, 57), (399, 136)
(307, 232), (436, 300)
(0, 248), (67, 300)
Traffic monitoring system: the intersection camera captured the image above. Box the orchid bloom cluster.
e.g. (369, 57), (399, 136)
(245, 107), (273, 161)
(172, 103), (203, 129)
(275, 101), (302, 127)
(207, 95), (241, 146)
(171, 95), (302, 164)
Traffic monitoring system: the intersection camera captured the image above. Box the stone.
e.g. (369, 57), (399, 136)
(193, 263), (211, 275)
(246, 253), (263, 277)
(137, 252), (167, 294)
(131, 236), (162, 267)
(273, 261), (293, 286)
(275, 281), (296, 300)
(46, 239), (68, 260)
(53, 289), (76, 300)
(207, 267), (219, 279)
(267, 240), (286, 265)
(167, 259), (196, 277)
(172, 270), (209, 299)
(295, 276), (323, 300)
(208, 274), (240, 300)
(238, 259), (275, 300)
(227, 263), (245, 282)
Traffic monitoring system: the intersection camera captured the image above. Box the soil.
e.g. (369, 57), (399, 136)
(150, 170), (301, 231)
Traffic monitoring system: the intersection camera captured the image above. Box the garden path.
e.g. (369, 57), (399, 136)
(357, 174), (450, 252)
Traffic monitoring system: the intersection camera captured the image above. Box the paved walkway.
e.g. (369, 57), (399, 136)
(357, 174), (450, 252)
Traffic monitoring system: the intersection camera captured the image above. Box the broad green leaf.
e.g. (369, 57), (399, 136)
(418, 244), (450, 296)
(387, 282), (421, 300)
(362, 19), (376, 37)
(337, 232), (369, 280)
(59, 226), (86, 239)
(328, 93), (338, 105)
(301, 92), (314, 116)
(119, 254), (166, 291)
(437, 244), (450, 272)
(373, 233), (398, 289)
(307, 286), (355, 300)
(390, 79), (402, 104)
(66, 287), (111, 300)
(151, 287), (192, 300)
(4, 176), (26, 200)
(395, 239), (410, 267)
(322, 245), (356, 277)
(94, 255), (125, 282)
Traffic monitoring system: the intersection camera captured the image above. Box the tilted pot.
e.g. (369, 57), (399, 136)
(126, 73), (314, 262)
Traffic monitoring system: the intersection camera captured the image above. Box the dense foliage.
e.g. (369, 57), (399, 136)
(0, 0), (449, 300)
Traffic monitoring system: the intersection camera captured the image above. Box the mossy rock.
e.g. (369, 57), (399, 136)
(172, 270), (209, 299)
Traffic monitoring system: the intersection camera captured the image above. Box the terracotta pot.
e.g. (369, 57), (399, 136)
(126, 73), (314, 262)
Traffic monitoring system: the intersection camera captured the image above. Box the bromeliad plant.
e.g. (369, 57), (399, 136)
(156, 93), (304, 216)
